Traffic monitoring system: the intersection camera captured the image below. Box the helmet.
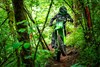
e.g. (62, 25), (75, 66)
(59, 6), (67, 15)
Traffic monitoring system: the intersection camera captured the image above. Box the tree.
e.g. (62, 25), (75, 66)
(12, 0), (33, 66)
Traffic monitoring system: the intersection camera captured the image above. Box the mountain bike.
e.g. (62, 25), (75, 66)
(51, 21), (67, 61)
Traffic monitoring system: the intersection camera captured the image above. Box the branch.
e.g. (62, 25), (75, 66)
(0, 5), (6, 11)
(33, 42), (39, 66)
(22, 1), (53, 66)
(37, 0), (53, 50)
(63, 0), (76, 14)
(0, 16), (8, 28)
(41, 0), (53, 32)
(0, 52), (14, 66)
(23, 7), (49, 50)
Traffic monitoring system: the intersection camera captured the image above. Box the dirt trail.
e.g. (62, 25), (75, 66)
(47, 45), (79, 67)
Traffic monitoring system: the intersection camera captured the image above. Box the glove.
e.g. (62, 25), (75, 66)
(49, 23), (53, 27)
(70, 19), (73, 23)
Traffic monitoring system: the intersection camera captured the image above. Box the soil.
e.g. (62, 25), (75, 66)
(46, 45), (79, 67)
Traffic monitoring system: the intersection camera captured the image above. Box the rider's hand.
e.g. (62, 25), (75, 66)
(70, 19), (73, 23)
(49, 23), (53, 27)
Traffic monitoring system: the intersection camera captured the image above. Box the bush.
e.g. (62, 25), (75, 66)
(66, 27), (85, 48)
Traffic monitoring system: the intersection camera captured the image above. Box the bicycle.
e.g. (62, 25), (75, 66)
(50, 21), (67, 61)
(49, 6), (73, 61)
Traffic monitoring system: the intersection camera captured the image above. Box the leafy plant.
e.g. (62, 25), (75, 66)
(66, 27), (85, 47)
(13, 41), (23, 49)
(71, 63), (86, 67)
(34, 49), (52, 67)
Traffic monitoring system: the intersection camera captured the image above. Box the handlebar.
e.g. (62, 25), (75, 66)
(49, 19), (73, 27)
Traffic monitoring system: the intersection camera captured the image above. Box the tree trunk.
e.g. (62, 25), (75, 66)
(3, 0), (17, 65)
(73, 0), (81, 27)
(84, 5), (92, 43)
(12, 0), (33, 66)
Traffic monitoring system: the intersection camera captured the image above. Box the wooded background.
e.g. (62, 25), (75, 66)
(0, 0), (100, 67)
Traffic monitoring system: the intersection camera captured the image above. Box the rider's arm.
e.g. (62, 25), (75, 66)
(66, 13), (73, 23)
(49, 15), (57, 26)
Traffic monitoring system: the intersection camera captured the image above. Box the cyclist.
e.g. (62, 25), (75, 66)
(49, 6), (73, 49)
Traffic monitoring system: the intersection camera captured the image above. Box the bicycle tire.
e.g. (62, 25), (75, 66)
(56, 50), (61, 61)
(56, 45), (66, 61)
(60, 45), (66, 56)
(57, 31), (66, 56)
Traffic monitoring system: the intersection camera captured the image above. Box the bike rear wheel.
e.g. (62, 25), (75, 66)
(60, 45), (66, 56)
(56, 45), (66, 61)
(57, 33), (66, 56)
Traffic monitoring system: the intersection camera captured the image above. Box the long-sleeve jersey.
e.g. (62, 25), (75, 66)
(50, 13), (73, 25)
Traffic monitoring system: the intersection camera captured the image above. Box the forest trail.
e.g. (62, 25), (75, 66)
(47, 45), (79, 67)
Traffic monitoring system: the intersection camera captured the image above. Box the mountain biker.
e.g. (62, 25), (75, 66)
(49, 6), (73, 48)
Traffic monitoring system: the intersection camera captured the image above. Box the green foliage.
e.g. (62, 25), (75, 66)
(23, 43), (30, 49)
(34, 49), (52, 67)
(71, 63), (86, 67)
(66, 27), (85, 47)
(17, 20), (28, 25)
(66, 22), (74, 32)
(24, 55), (32, 59)
(13, 42), (23, 49)
(18, 28), (26, 33)
(77, 0), (100, 66)
(79, 45), (98, 66)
